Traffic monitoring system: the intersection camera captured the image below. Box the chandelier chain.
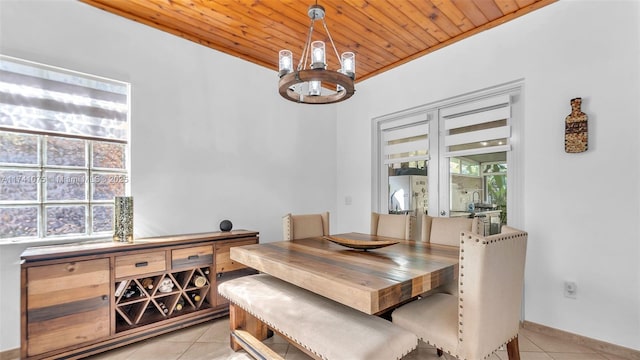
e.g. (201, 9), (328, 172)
(322, 18), (342, 69)
(298, 18), (316, 71)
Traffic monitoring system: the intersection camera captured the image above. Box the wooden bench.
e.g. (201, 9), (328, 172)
(218, 274), (418, 360)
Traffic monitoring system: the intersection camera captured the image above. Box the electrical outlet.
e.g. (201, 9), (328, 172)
(564, 281), (577, 299)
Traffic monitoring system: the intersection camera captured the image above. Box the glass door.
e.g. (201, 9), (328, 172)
(447, 153), (507, 228)
(375, 83), (523, 238)
(377, 112), (430, 240)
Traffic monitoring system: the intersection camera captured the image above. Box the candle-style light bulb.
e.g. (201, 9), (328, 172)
(311, 41), (326, 69)
(309, 81), (321, 96)
(341, 52), (355, 78)
(279, 50), (293, 77)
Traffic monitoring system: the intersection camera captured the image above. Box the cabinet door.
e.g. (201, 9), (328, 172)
(215, 239), (258, 273)
(26, 258), (110, 356)
(214, 238), (259, 306)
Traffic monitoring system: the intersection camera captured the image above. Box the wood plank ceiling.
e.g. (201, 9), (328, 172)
(81, 0), (557, 82)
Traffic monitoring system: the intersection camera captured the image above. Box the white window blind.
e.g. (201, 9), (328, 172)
(381, 112), (428, 165)
(0, 56), (128, 142)
(441, 94), (511, 157)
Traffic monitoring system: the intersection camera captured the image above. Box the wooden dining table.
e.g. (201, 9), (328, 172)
(229, 232), (460, 315)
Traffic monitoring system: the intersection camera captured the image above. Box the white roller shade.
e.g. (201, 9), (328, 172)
(0, 56), (129, 142)
(382, 113), (429, 165)
(442, 94), (511, 157)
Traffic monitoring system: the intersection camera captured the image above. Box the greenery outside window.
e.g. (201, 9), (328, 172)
(483, 162), (507, 223)
(450, 158), (480, 176)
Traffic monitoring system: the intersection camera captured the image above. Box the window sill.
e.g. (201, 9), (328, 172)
(0, 235), (112, 247)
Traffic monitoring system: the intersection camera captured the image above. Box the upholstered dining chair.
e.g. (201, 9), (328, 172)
(392, 227), (528, 360)
(421, 214), (476, 246)
(421, 214), (477, 295)
(370, 212), (415, 240)
(282, 212), (330, 240)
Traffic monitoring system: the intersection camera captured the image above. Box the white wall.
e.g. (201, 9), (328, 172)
(0, 0), (337, 352)
(336, 0), (640, 350)
(1, 0), (639, 354)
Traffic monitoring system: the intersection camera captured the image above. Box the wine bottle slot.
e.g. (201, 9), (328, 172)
(123, 284), (141, 299)
(141, 278), (154, 290)
(157, 302), (169, 314)
(114, 281), (127, 297)
(191, 275), (206, 288)
(175, 297), (185, 311)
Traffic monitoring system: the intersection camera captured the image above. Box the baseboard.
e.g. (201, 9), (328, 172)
(522, 320), (640, 360)
(0, 348), (19, 360)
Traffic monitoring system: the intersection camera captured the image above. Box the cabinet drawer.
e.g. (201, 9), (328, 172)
(115, 251), (166, 278)
(172, 245), (213, 269)
(215, 238), (258, 273)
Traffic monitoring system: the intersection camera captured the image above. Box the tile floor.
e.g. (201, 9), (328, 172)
(84, 317), (632, 360)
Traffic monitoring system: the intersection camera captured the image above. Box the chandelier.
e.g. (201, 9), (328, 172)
(278, 3), (355, 105)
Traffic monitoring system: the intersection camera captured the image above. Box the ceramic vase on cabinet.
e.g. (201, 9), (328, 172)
(113, 196), (133, 242)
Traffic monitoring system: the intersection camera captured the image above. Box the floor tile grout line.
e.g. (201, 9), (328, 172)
(81, 319), (634, 360)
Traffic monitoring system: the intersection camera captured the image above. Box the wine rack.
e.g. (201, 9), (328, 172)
(21, 230), (258, 360)
(115, 267), (213, 332)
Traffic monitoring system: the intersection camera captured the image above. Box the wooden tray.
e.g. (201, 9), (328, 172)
(322, 236), (399, 250)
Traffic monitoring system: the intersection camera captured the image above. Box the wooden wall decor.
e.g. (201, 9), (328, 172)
(564, 97), (588, 153)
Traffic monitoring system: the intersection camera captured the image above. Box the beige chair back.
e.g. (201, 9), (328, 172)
(370, 212), (415, 240)
(457, 229), (528, 359)
(421, 214), (476, 246)
(282, 212), (330, 240)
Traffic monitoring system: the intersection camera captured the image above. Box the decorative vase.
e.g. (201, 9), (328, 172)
(113, 196), (133, 243)
(564, 97), (588, 153)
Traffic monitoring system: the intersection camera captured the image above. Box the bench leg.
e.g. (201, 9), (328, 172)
(506, 336), (520, 360)
(228, 303), (269, 351)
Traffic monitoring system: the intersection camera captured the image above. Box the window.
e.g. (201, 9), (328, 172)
(374, 82), (523, 229)
(440, 94), (512, 222)
(0, 55), (130, 241)
(378, 112), (429, 216)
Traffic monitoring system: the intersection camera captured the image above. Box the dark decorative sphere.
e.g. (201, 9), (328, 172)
(220, 220), (233, 232)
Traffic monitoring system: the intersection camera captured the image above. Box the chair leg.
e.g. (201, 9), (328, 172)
(506, 336), (520, 360)
(437, 348), (443, 357)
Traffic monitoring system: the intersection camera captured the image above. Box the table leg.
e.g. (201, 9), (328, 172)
(228, 303), (268, 351)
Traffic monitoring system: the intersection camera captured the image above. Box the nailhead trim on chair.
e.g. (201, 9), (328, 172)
(428, 231), (528, 360)
(406, 230), (527, 360)
(283, 214), (292, 240)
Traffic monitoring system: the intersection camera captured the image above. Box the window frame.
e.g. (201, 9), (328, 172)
(372, 81), (524, 229)
(0, 55), (130, 244)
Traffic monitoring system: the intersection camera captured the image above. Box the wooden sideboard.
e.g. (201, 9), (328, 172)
(20, 230), (258, 360)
